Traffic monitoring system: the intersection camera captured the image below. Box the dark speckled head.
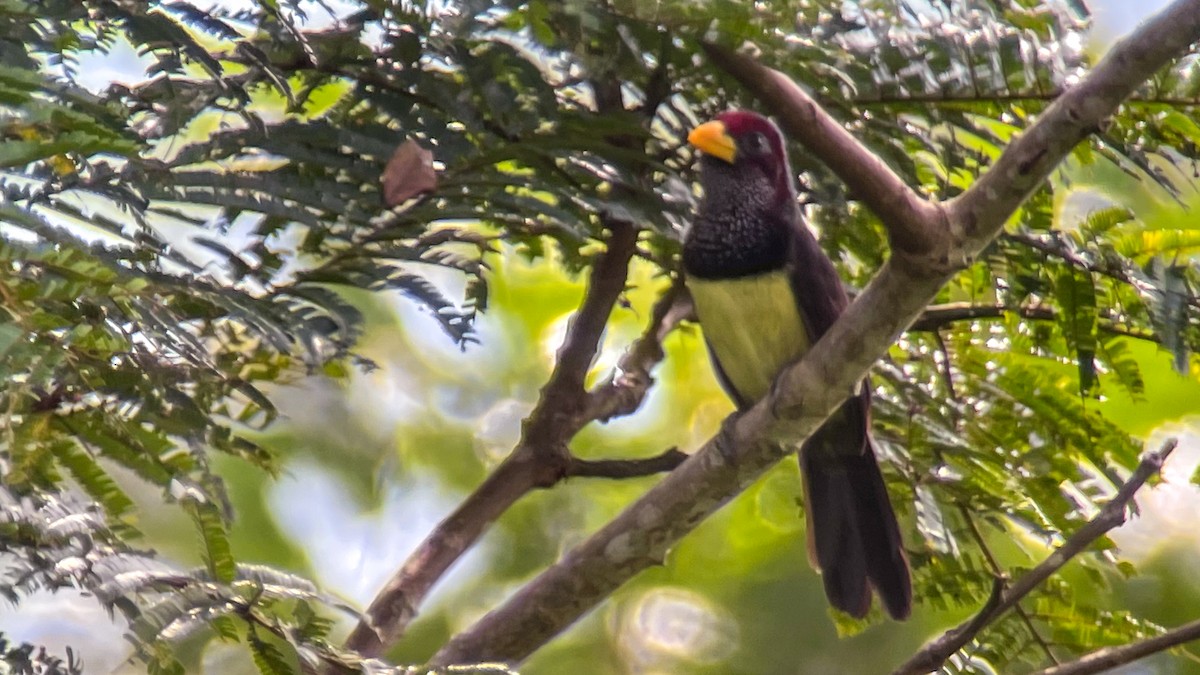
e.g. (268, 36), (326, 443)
(713, 111), (791, 188)
(683, 110), (799, 279)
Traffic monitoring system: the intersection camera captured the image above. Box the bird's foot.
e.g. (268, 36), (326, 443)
(716, 413), (741, 467)
(768, 378), (798, 422)
(767, 366), (803, 421)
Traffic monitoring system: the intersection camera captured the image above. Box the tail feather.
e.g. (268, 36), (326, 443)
(802, 463), (872, 617)
(801, 408), (912, 620)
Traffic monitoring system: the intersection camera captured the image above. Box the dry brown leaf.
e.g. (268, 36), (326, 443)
(381, 138), (437, 206)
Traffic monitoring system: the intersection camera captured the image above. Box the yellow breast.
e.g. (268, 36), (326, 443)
(687, 270), (810, 404)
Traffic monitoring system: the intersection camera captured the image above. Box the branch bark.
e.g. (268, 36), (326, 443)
(538, 222), (639, 403)
(582, 282), (694, 423)
(958, 506), (1059, 666)
(566, 448), (689, 479)
(893, 439), (1178, 675)
(1031, 616), (1200, 675)
(342, 222), (682, 657)
(910, 302), (1157, 341)
(426, 1), (1200, 666)
(912, 302), (1057, 329)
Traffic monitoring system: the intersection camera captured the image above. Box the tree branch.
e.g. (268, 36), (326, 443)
(538, 223), (640, 403)
(701, 42), (943, 258)
(566, 448), (690, 479)
(912, 302), (1056, 329)
(910, 302), (1158, 342)
(1006, 231), (1200, 312)
(891, 438), (1178, 675)
(959, 505), (1059, 666)
(1030, 616), (1200, 675)
(343, 222), (641, 657)
(583, 281), (693, 423)
(344, 47), (702, 655)
(851, 91), (1200, 109)
(426, 2), (1200, 666)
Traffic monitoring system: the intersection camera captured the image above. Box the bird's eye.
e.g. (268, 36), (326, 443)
(746, 132), (770, 155)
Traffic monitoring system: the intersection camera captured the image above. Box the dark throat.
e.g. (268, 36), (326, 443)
(683, 157), (794, 279)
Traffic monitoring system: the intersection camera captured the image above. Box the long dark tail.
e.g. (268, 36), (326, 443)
(800, 409), (912, 620)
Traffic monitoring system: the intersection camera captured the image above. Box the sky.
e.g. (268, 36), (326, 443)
(1092, 0), (1174, 40)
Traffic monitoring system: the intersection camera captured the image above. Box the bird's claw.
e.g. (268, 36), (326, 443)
(767, 366), (803, 421)
(768, 376), (796, 421)
(716, 413), (741, 466)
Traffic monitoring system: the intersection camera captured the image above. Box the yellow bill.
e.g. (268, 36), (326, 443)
(688, 120), (737, 163)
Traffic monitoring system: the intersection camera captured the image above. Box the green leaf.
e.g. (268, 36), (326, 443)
(1145, 259), (1190, 373)
(210, 615), (241, 642)
(0, 321), (21, 357)
(248, 632), (293, 675)
(1096, 334), (1145, 400)
(185, 501), (237, 584)
(1055, 269), (1099, 394)
(52, 438), (137, 527)
(1078, 206), (1135, 241)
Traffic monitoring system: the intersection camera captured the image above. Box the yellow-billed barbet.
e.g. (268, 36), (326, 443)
(683, 110), (912, 620)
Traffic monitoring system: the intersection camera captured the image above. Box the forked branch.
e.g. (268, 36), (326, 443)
(342, 223), (690, 657)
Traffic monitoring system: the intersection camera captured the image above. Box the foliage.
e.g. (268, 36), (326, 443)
(0, 632), (83, 675)
(0, 483), (367, 674)
(2, 0), (1200, 674)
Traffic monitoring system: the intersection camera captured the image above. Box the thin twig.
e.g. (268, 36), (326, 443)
(567, 448), (689, 479)
(910, 301), (1159, 342)
(1004, 232), (1200, 312)
(891, 439), (1178, 675)
(583, 281), (693, 422)
(912, 301), (1056, 328)
(959, 506), (1059, 665)
(1006, 232), (1154, 295)
(1030, 617), (1200, 675)
(932, 330), (959, 402)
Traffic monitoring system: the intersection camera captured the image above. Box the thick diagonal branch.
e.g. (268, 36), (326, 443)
(427, 2), (1200, 666)
(891, 439), (1178, 675)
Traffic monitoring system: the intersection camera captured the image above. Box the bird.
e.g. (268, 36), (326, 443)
(682, 110), (912, 620)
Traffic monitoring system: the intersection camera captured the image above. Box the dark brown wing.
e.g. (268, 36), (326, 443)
(785, 215), (913, 620)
